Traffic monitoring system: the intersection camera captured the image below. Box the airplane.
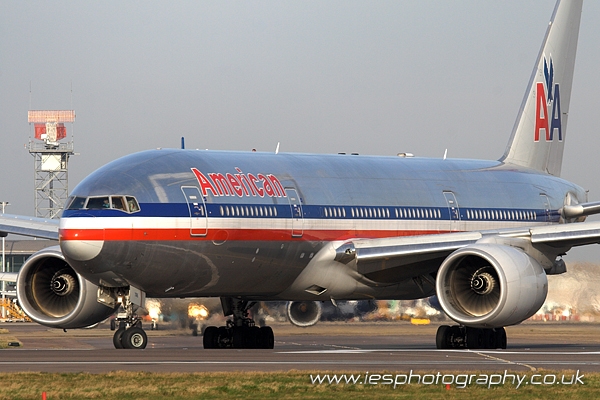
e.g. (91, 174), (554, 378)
(1, 0), (598, 350)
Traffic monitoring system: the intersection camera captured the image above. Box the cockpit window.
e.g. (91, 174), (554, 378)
(66, 196), (87, 210)
(67, 195), (141, 213)
(126, 196), (140, 212)
(86, 197), (110, 209)
(111, 196), (126, 211)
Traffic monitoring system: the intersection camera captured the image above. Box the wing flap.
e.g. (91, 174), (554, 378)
(530, 221), (600, 248)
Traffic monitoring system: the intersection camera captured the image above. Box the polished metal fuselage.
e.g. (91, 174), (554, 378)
(59, 149), (586, 300)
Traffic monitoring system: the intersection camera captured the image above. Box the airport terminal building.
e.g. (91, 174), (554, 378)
(1, 240), (57, 303)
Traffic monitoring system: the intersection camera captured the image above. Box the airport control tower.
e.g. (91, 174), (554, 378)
(27, 110), (75, 219)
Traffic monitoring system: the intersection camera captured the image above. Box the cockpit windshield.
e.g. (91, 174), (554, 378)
(66, 195), (141, 213)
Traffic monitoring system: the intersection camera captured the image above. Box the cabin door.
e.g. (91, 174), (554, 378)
(286, 188), (304, 237)
(540, 194), (551, 222)
(181, 186), (208, 236)
(443, 191), (461, 232)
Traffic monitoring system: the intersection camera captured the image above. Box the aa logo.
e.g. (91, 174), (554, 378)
(534, 56), (562, 142)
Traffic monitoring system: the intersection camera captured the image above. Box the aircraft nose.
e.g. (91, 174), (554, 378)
(59, 222), (105, 261)
(60, 238), (104, 261)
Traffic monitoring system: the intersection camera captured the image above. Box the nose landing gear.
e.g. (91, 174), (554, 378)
(113, 321), (148, 349)
(106, 288), (148, 350)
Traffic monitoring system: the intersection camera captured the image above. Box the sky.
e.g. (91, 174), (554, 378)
(1, 1), (599, 261)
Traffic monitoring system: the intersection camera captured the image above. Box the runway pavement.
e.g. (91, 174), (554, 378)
(1, 321), (600, 373)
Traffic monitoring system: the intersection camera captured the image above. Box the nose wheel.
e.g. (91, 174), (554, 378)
(113, 323), (148, 349)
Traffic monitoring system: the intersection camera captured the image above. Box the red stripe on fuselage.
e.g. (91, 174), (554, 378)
(59, 229), (105, 241)
(59, 228), (442, 242)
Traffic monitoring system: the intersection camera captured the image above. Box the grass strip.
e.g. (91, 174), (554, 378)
(0, 370), (598, 400)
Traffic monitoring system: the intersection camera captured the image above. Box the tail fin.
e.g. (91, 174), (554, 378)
(500, 0), (582, 176)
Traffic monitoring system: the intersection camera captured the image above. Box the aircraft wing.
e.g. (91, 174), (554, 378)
(0, 214), (59, 240)
(338, 221), (600, 278)
(529, 221), (600, 248)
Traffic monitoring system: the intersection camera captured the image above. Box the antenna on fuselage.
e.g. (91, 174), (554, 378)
(181, 137), (185, 149)
(275, 142), (280, 154)
(443, 149), (448, 160)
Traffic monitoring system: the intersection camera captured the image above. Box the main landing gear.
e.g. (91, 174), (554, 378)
(203, 298), (274, 349)
(436, 325), (507, 349)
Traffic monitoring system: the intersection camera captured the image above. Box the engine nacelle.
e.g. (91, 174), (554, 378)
(435, 244), (547, 328)
(286, 301), (322, 327)
(16, 246), (117, 329)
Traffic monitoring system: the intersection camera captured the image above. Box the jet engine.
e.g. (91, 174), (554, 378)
(435, 244), (547, 328)
(286, 301), (322, 327)
(16, 246), (117, 329)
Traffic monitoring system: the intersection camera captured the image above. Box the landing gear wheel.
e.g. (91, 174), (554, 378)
(497, 327), (507, 349)
(436, 325), (451, 349)
(121, 327), (148, 349)
(113, 327), (125, 349)
(248, 326), (260, 348)
(466, 328), (484, 349)
(210, 297), (276, 349)
(484, 329), (497, 349)
(259, 326), (274, 349)
(217, 326), (228, 344)
(436, 325), (507, 349)
(232, 327), (244, 348)
(203, 326), (218, 349)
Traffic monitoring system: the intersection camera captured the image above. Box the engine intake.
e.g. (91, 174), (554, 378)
(435, 244), (547, 328)
(16, 246), (117, 329)
(287, 301), (322, 327)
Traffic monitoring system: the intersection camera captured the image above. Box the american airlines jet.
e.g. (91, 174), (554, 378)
(1, 0), (597, 350)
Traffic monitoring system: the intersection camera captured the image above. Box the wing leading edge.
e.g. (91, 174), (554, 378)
(0, 214), (59, 240)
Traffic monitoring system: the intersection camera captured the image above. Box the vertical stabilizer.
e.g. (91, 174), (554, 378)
(500, 0), (582, 176)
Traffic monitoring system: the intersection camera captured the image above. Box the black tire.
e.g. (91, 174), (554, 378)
(259, 326), (274, 349)
(498, 327), (507, 349)
(121, 327), (148, 349)
(110, 319), (116, 331)
(248, 326), (261, 348)
(217, 327), (228, 348)
(232, 327), (244, 348)
(484, 329), (497, 349)
(203, 326), (218, 349)
(436, 325), (450, 349)
(466, 328), (484, 349)
(113, 327), (125, 349)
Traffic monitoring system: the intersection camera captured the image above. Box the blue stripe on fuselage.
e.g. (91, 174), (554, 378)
(61, 203), (558, 223)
